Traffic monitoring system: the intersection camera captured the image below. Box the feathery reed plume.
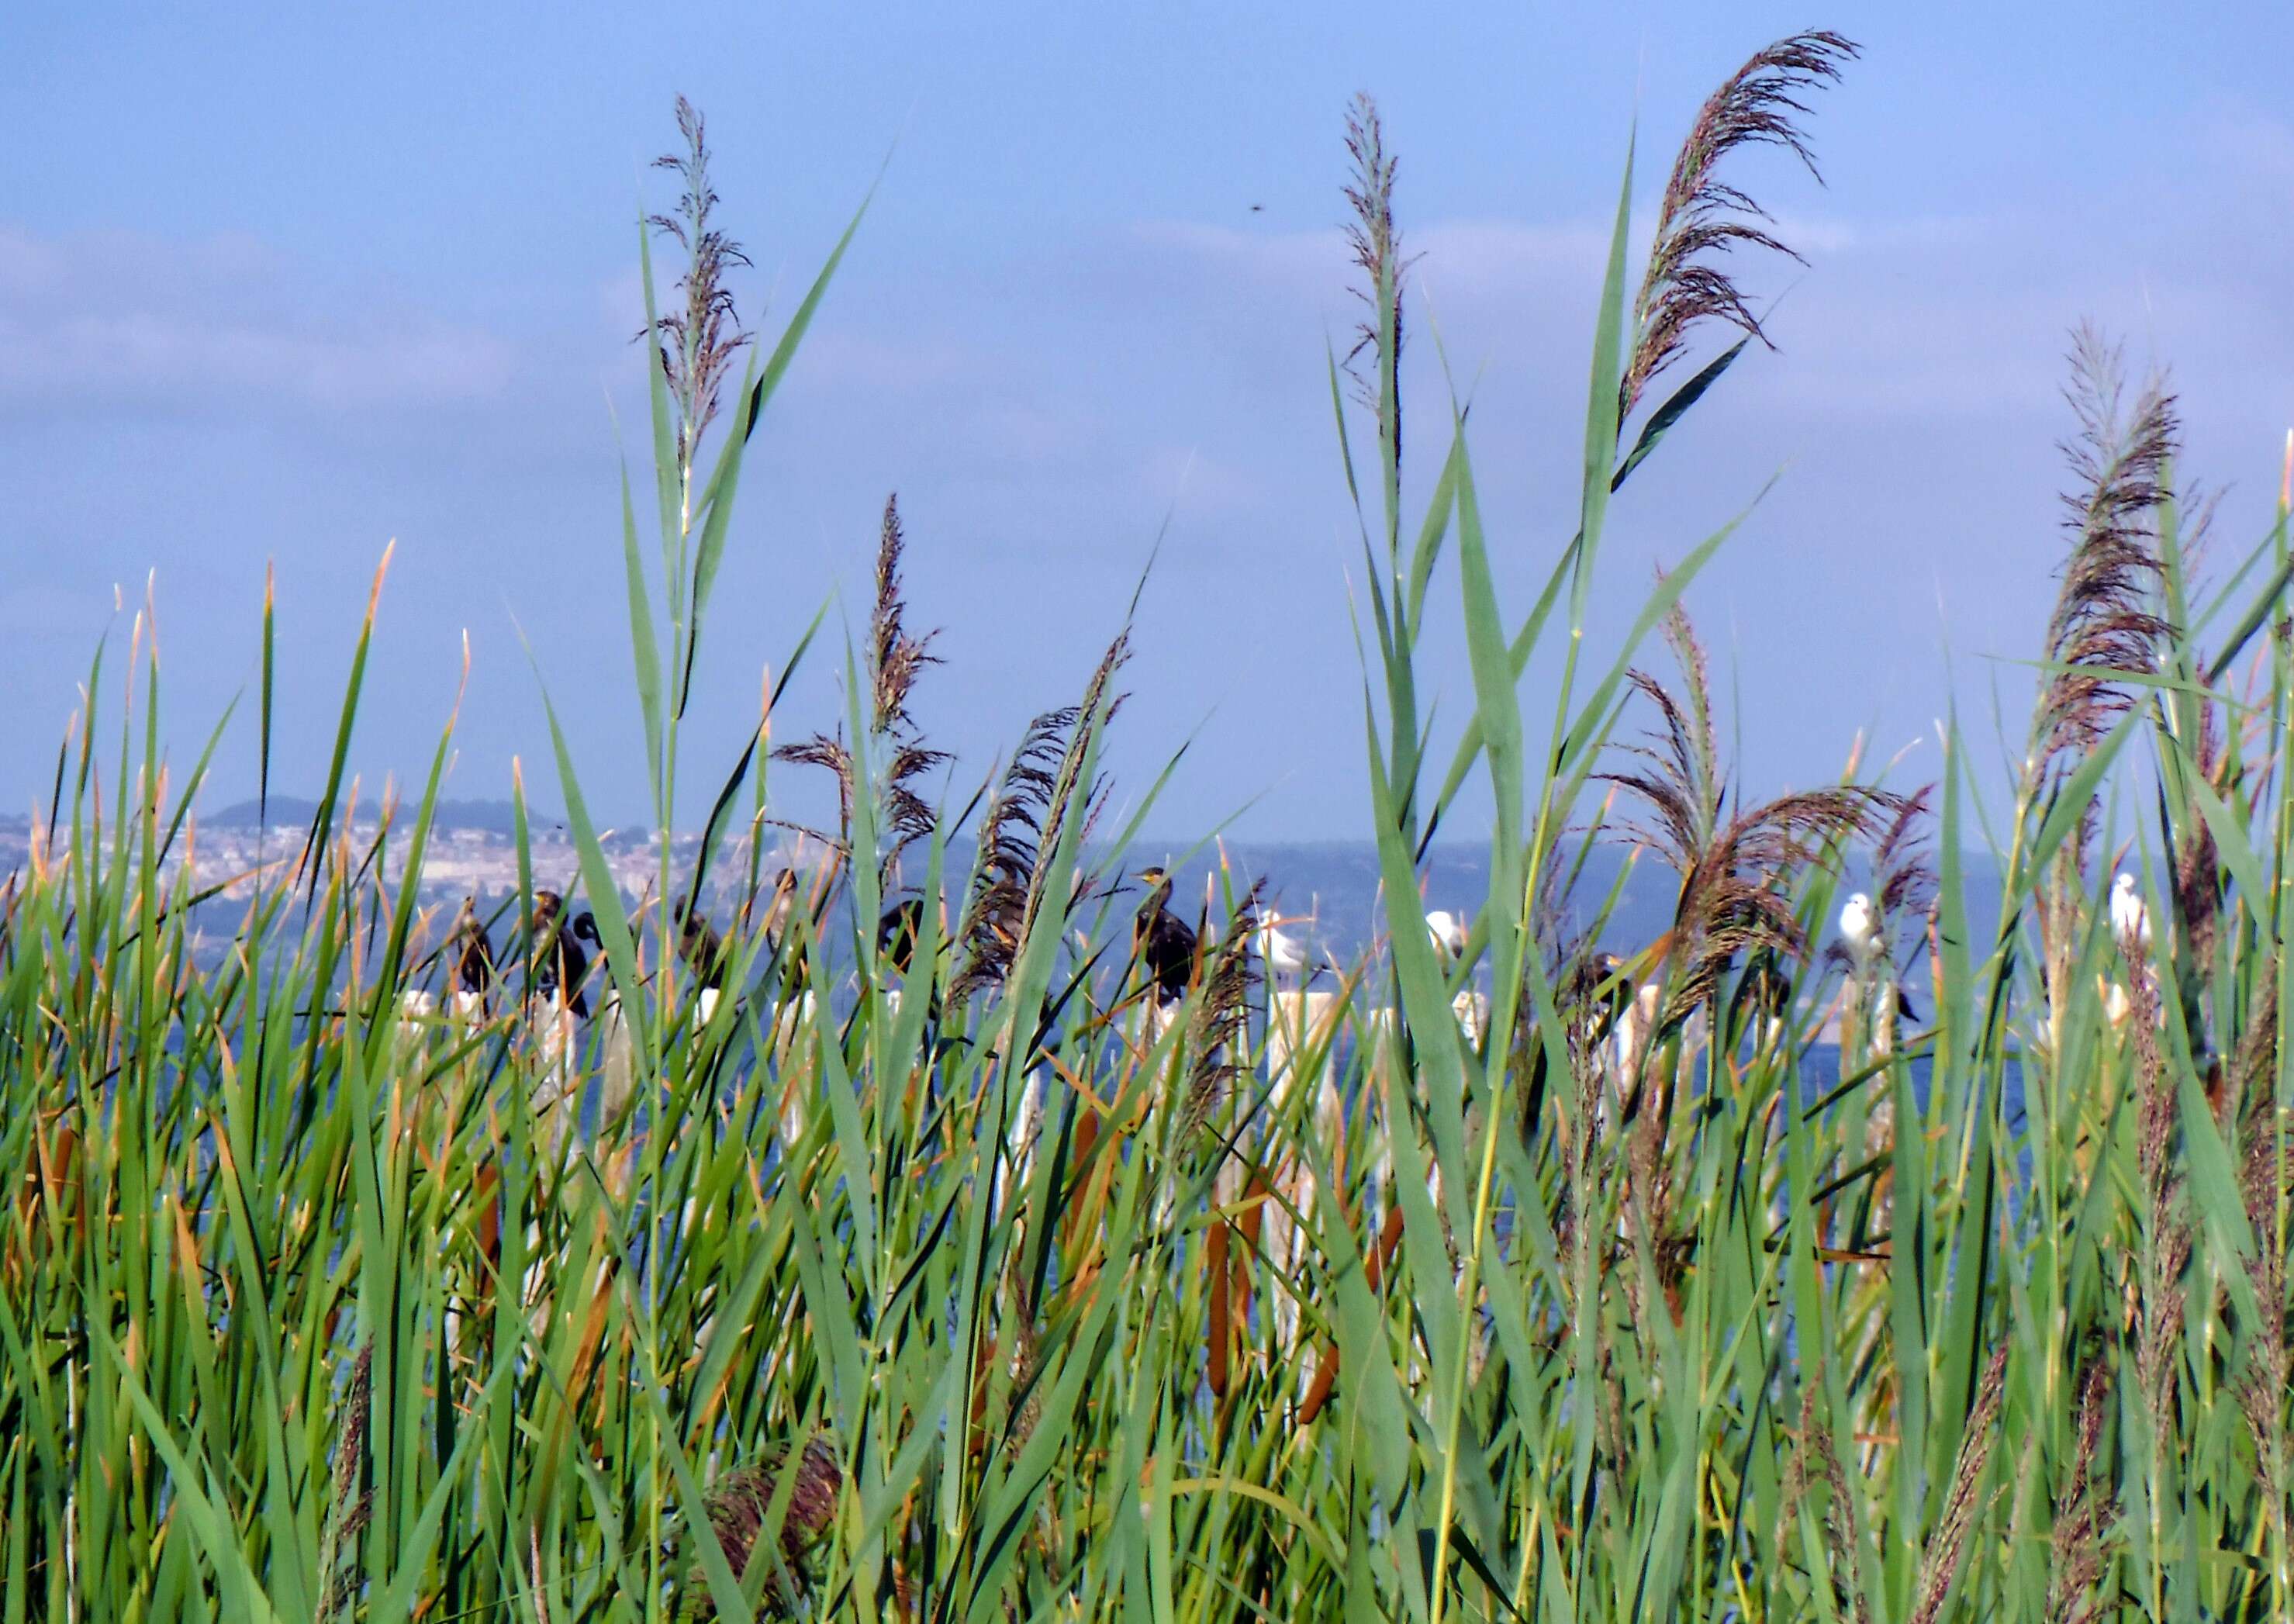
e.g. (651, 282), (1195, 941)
(951, 710), (1070, 1003)
(871, 495), (938, 737)
(776, 499), (951, 883)
(771, 731), (855, 848)
(2128, 938), (2194, 1557)
(2172, 696), (2227, 971)
(2047, 1356), (2113, 1624)
(1623, 31), (1859, 420)
(2032, 328), (2179, 784)
(1784, 1381), (1872, 1624)
(952, 634), (1128, 1003)
(686, 1435), (841, 1616)
(1015, 636), (1124, 912)
(1657, 592), (1720, 810)
(1342, 93), (1408, 443)
(2230, 978), (2280, 1139)
(316, 1343), (374, 1621)
(1872, 784), (1938, 951)
(1907, 1342), (2009, 1624)
(1001, 1280), (1047, 1453)
(2236, 1002), (2289, 1531)
(1601, 601), (1891, 1009)
(870, 495), (949, 880)
(1181, 884), (1266, 1139)
(649, 96), (751, 467)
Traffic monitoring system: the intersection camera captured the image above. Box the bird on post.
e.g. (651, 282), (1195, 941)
(675, 897), (728, 1025)
(879, 893), (954, 1031)
(1132, 866), (1198, 1013)
(1255, 906), (1312, 983)
(523, 890), (592, 1148)
(449, 897), (496, 1022)
(1838, 892), (1880, 966)
(1838, 890), (1919, 1025)
(570, 909), (641, 1134)
(1425, 908), (1487, 1046)
(527, 890), (592, 1020)
(879, 896), (925, 978)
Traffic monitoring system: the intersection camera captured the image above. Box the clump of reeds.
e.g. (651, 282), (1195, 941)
(16, 30), (2294, 1624)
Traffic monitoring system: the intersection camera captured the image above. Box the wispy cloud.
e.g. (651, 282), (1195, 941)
(0, 225), (515, 416)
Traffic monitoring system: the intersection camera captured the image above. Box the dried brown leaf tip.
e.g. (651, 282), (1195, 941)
(1625, 30), (1859, 421)
(2035, 327), (2179, 783)
(649, 95), (751, 465)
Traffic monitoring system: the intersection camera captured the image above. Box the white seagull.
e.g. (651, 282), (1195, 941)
(2110, 872), (2151, 950)
(1425, 909), (1468, 962)
(1839, 892), (1881, 964)
(1257, 908), (1308, 980)
(396, 987), (438, 1046)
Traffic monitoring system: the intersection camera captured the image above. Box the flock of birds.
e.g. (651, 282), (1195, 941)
(385, 859), (2161, 1384)
(395, 858), (2161, 1177)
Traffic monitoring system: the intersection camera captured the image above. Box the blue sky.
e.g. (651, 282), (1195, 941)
(5, 4), (2292, 841)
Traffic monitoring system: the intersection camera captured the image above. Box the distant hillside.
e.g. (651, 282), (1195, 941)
(204, 796), (564, 834)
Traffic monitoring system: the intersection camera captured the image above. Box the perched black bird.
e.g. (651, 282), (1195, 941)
(572, 909), (604, 973)
(758, 867), (817, 1010)
(450, 897), (495, 1017)
(1132, 866), (1198, 1007)
(528, 890), (591, 1019)
(879, 897), (926, 976)
(1729, 949), (1795, 1051)
(676, 897), (728, 990)
(671, 896), (731, 1026)
(1574, 952), (1635, 1052)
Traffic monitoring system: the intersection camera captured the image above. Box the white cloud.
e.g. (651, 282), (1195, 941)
(0, 225), (515, 415)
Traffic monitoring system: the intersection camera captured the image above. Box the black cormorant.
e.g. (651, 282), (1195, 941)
(451, 897), (495, 1020)
(528, 890), (591, 1020)
(1132, 866), (1197, 1007)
